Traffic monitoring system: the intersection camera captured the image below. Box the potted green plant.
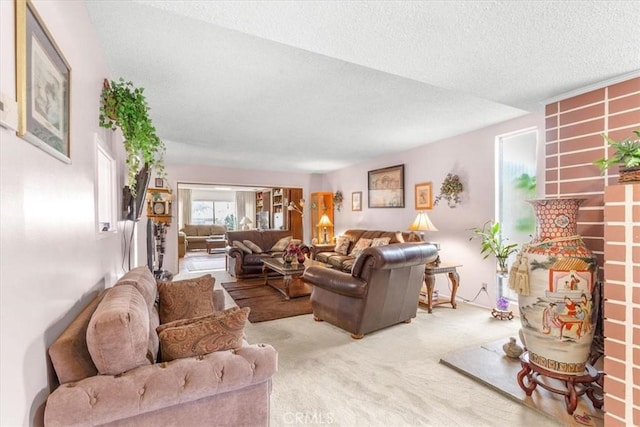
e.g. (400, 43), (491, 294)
(594, 130), (640, 183)
(434, 173), (463, 208)
(99, 78), (166, 195)
(469, 220), (518, 275)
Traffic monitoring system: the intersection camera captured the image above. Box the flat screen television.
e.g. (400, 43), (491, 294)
(122, 164), (151, 221)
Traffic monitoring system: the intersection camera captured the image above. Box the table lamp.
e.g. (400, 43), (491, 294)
(317, 214), (333, 244)
(239, 216), (253, 231)
(408, 211), (440, 264)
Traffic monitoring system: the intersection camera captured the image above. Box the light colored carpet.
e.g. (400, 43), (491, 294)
(176, 270), (563, 426)
(245, 302), (561, 426)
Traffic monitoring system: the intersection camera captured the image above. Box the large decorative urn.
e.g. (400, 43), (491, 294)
(510, 198), (597, 375)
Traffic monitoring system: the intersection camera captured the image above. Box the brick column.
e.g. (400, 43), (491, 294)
(603, 184), (640, 426)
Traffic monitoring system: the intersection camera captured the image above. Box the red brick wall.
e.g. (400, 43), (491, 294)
(545, 77), (640, 276)
(545, 76), (640, 425)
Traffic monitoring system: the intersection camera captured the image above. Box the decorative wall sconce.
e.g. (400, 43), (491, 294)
(287, 198), (305, 216)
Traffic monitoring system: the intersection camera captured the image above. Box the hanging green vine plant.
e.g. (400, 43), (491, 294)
(434, 173), (463, 208)
(99, 78), (165, 196)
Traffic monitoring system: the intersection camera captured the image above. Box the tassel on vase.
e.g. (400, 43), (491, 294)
(515, 253), (530, 296)
(508, 251), (522, 290)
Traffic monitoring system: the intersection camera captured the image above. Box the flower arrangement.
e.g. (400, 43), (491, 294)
(283, 241), (305, 263)
(333, 191), (344, 211)
(434, 173), (463, 208)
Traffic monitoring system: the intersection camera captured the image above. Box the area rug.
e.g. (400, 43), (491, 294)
(440, 338), (604, 426)
(221, 279), (313, 323)
(184, 254), (225, 272)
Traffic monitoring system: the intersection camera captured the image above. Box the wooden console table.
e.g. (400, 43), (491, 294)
(420, 263), (461, 313)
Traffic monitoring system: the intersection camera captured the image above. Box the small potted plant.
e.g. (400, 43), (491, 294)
(99, 78), (166, 195)
(434, 173), (463, 208)
(594, 130), (640, 183)
(469, 220), (518, 276)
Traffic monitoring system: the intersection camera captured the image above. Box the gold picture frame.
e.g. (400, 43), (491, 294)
(16, 0), (71, 163)
(351, 191), (362, 211)
(415, 182), (433, 210)
(368, 164), (405, 208)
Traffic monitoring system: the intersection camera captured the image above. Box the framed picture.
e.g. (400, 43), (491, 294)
(351, 191), (362, 211)
(368, 164), (405, 208)
(155, 178), (164, 188)
(414, 182), (433, 210)
(16, 0), (71, 163)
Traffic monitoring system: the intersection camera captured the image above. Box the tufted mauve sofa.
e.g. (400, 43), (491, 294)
(44, 266), (277, 426)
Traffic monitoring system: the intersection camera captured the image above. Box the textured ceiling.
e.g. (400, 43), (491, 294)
(85, 0), (640, 173)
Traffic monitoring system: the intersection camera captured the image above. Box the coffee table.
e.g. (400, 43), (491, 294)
(261, 257), (331, 300)
(205, 236), (226, 254)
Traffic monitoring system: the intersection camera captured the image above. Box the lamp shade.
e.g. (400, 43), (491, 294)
(239, 216), (253, 225)
(409, 212), (438, 232)
(317, 214), (333, 227)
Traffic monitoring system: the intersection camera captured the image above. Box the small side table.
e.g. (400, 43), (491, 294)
(420, 263), (461, 313)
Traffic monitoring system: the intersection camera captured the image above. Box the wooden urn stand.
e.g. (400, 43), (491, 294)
(516, 352), (603, 415)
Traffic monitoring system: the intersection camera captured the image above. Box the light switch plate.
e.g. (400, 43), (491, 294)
(0, 93), (19, 131)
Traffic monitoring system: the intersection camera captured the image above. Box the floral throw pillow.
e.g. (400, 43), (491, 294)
(371, 237), (391, 247)
(349, 238), (373, 257)
(158, 307), (250, 362)
(334, 235), (351, 255)
(157, 275), (215, 324)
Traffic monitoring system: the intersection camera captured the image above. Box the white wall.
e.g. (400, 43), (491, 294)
(321, 113), (544, 308)
(0, 2), (123, 425)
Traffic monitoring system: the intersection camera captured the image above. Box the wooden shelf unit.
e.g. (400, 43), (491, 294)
(145, 187), (173, 224)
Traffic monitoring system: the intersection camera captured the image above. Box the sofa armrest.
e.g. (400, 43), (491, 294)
(44, 344), (278, 427)
(303, 266), (367, 298)
(310, 243), (335, 260)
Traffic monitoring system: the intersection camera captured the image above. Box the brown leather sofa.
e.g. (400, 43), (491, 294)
(310, 229), (422, 272)
(302, 242), (438, 339)
(226, 230), (309, 279)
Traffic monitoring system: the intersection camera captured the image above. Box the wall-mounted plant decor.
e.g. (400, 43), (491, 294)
(333, 191), (344, 211)
(99, 78), (165, 195)
(434, 173), (463, 208)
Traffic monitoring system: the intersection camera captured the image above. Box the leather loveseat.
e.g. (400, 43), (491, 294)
(303, 242), (438, 339)
(310, 229), (422, 272)
(179, 224), (228, 252)
(226, 230), (309, 279)
(44, 266), (277, 426)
